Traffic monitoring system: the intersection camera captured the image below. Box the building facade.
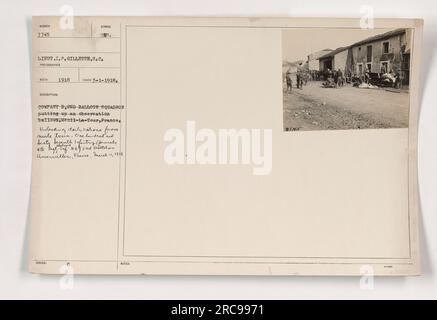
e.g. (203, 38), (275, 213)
(307, 49), (332, 71)
(318, 47), (350, 74)
(317, 28), (411, 85)
(350, 28), (410, 84)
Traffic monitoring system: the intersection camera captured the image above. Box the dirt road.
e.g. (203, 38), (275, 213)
(283, 81), (409, 131)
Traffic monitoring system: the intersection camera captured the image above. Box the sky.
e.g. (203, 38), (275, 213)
(282, 28), (396, 62)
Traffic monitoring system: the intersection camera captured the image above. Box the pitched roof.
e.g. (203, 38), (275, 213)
(282, 59), (305, 68)
(318, 46), (349, 59)
(316, 28), (406, 60)
(351, 28), (406, 47)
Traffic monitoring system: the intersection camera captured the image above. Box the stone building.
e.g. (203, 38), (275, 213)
(307, 49), (332, 71)
(317, 28), (411, 85)
(350, 28), (410, 84)
(318, 46), (352, 75)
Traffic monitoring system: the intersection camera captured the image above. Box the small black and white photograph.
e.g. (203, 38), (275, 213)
(282, 28), (412, 131)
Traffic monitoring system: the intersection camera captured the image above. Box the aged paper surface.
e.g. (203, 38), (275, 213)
(29, 16), (422, 275)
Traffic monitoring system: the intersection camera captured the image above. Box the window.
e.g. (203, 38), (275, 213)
(383, 41), (389, 54)
(380, 61), (389, 73)
(366, 45), (372, 62)
(358, 46), (361, 51)
(357, 63), (363, 75)
(366, 63), (372, 72)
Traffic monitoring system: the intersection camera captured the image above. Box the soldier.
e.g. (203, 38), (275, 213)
(286, 71), (293, 93)
(296, 72), (302, 89)
(337, 68), (344, 87)
(333, 70), (339, 88)
(325, 68), (332, 82)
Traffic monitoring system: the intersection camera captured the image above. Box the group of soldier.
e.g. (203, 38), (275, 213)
(285, 70), (309, 93)
(322, 68), (346, 88)
(285, 65), (403, 93)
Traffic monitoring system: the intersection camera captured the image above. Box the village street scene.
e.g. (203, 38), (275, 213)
(282, 28), (411, 131)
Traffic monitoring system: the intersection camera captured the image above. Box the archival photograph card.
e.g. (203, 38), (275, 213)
(29, 16), (422, 275)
